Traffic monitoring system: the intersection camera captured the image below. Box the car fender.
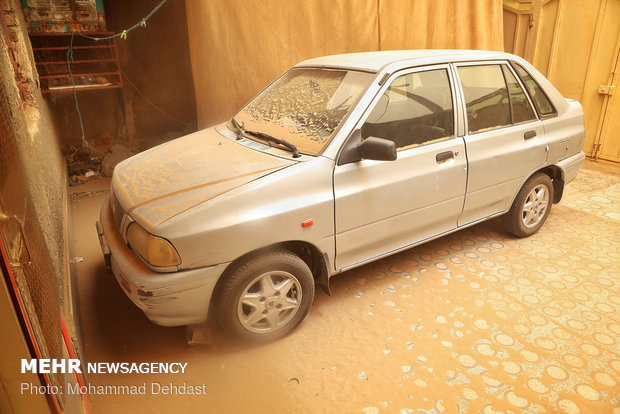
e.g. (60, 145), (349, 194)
(156, 156), (336, 271)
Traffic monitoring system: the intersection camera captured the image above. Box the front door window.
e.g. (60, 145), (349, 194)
(361, 69), (455, 150)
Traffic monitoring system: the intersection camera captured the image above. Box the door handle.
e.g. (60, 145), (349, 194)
(524, 130), (537, 140)
(436, 151), (454, 163)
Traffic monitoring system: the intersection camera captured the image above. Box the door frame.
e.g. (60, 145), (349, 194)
(333, 63), (467, 271)
(335, 63), (464, 164)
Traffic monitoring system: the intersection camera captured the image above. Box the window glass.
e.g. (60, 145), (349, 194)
(458, 65), (511, 134)
(512, 63), (557, 117)
(361, 69), (454, 150)
(236, 68), (374, 155)
(502, 65), (536, 124)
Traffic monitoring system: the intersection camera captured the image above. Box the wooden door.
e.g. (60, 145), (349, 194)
(503, 0), (620, 163)
(592, 38), (620, 162)
(579, 0), (620, 162)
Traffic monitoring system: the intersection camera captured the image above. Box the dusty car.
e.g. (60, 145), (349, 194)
(97, 50), (585, 341)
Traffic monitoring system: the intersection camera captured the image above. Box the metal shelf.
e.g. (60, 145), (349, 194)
(29, 32), (122, 94)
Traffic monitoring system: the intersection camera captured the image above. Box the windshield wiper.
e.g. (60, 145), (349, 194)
(231, 117), (300, 158)
(244, 129), (301, 158)
(231, 116), (245, 138)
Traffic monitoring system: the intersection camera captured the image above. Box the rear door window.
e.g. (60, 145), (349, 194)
(502, 65), (537, 124)
(457, 65), (511, 134)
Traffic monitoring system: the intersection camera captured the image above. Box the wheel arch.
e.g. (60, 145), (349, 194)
(539, 165), (564, 204)
(502, 168), (556, 238)
(208, 240), (331, 324)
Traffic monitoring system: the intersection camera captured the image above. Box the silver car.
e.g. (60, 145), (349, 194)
(97, 50), (585, 341)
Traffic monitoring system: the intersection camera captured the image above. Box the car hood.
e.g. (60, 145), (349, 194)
(112, 127), (295, 229)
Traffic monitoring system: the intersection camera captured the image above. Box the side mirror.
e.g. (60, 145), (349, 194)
(356, 137), (397, 161)
(337, 130), (398, 165)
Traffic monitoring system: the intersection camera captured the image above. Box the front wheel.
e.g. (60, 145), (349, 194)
(213, 250), (315, 342)
(502, 173), (554, 238)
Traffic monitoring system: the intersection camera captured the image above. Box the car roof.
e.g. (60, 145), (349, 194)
(296, 49), (511, 72)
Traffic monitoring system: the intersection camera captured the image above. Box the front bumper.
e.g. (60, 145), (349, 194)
(97, 197), (230, 326)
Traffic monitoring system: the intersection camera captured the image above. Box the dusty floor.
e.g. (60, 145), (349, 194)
(70, 160), (620, 413)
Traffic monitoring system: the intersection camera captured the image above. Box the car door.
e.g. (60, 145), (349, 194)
(333, 65), (467, 270)
(454, 62), (547, 226)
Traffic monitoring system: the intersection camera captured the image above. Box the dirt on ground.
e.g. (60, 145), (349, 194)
(70, 160), (620, 413)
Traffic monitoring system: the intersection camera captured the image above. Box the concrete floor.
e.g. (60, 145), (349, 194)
(70, 160), (620, 413)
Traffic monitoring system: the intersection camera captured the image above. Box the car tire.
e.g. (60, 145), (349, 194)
(213, 250), (315, 342)
(502, 172), (554, 238)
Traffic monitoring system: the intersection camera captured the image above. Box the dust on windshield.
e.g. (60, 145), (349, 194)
(234, 68), (375, 155)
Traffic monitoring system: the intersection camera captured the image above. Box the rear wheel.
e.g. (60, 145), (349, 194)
(502, 173), (554, 238)
(213, 250), (314, 342)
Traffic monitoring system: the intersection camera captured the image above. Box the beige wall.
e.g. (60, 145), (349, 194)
(186, 0), (505, 128)
(379, 0), (504, 51)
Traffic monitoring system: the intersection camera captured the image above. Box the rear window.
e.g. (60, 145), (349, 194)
(512, 63), (557, 117)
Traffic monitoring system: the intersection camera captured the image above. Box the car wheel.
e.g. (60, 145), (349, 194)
(502, 172), (554, 238)
(213, 250), (315, 341)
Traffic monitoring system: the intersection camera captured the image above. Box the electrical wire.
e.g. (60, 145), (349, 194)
(66, 32), (88, 147)
(77, 0), (167, 41)
(66, 0), (170, 147)
(121, 70), (196, 126)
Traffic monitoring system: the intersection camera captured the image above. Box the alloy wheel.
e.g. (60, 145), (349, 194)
(236, 271), (302, 334)
(521, 184), (549, 228)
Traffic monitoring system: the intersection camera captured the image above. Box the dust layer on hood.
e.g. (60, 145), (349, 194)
(112, 128), (294, 228)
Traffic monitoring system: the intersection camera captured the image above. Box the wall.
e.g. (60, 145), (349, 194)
(44, 0), (197, 151)
(104, 0), (197, 141)
(185, 0), (505, 129)
(1, 0), (66, 316)
(379, 0), (504, 51)
(0, 267), (50, 414)
(1, 0), (83, 410)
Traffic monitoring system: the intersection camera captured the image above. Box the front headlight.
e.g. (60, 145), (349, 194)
(126, 222), (181, 268)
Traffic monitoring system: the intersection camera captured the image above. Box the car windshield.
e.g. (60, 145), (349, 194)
(234, 68), (375, 155)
